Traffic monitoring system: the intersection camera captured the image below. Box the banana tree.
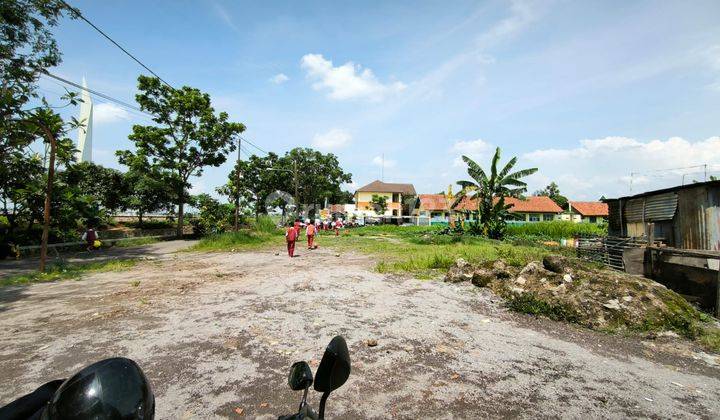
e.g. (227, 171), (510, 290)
(453, 147), (537, 239)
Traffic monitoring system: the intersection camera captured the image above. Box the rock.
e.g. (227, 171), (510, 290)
(603, 299), (621, 310)
(335, 253), (341, 257)
(492, 260), (507, 271)
(510, 287), (525, 295)
(274, 252), (280, 256)
(520, 261), (544, 276)
(471, 268), (495, 287)
(658, 331), (680, 338)
(515, 276), (527, 285)
(445, 258), (474, 283)
(543, 255), (568, 274)
(366, 339), (378, 347)
(563, 274), (573, 283)
(622, 295), (633, 302)
(552, 283), (567, 296)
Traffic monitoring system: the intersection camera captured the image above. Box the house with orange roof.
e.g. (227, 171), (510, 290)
(454, 195), (564, 222)
(567, 201), (609, 224)
(416, 193), (450, 222)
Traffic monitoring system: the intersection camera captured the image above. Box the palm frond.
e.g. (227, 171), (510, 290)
(462, 155), (487, 184)
(497, 156), (517, 180)
(504, 167), (538, 180)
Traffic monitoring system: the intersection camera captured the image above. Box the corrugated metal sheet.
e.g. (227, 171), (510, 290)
(644, 193), (678, 221)
(625, 198), (644, 223)
(625, 193), (677, 223)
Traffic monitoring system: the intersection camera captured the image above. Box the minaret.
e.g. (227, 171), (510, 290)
(76, 77), (93, 162)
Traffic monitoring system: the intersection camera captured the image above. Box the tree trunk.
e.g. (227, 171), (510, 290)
(138, 210), (144, 227)
(234, 195), (239, 231)
(39, 127), (57, 273)
(176, 202), (184, 238)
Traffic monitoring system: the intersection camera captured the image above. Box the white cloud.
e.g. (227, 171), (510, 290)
(269, 73), (289, 84)
(94, 103), (131, 123)
(372, 156), (397, 168)
(311, 128), (352, 151)
(450, 138), (494, 167)
(300, 53), (406, 101)
(522, 136), (720, 200)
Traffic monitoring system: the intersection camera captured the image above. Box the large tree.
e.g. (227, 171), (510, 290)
(276, 148), (352, 212)
(453, 147), (537, 239)
(534, 181), (568, 209)
(120, 75), (245, 237)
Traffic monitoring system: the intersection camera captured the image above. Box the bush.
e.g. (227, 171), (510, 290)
(248, 215), (279, 234)
(505, 221), (606, 240)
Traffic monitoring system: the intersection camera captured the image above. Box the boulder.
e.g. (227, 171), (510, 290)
(445, 258), (474, 283)
(471, 268), (495, 287)
(520, 261), (545, 276)
(543, 255), (569, 273)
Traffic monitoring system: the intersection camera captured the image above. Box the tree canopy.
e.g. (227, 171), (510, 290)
(533, 182), (568, 210)
(454, 147), (537, 239)
(119, 75), (246, 236)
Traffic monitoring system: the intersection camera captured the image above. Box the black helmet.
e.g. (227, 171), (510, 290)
(41, 357), (154, 419)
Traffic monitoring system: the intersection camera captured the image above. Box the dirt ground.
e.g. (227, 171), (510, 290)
(1, 245), (720, 419)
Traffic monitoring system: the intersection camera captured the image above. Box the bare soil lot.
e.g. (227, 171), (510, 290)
(1, 247), (719, 419)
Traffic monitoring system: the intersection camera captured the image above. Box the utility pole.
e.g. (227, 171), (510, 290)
(381, 153), (384, 181)
(39, 126), (57, 273)
(234, 137), (241, 231)
(293, 160), (300, 215)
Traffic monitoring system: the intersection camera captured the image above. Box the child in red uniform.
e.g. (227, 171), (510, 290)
(285, 221), (298, 257)
(306, 222), (316, 249)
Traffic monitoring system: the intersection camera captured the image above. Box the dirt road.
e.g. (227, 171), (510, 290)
(1, 247), (719, 419)
(0, 239), (198, 280)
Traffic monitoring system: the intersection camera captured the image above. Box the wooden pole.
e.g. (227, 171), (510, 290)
(234, 137), (241, 231)
(715, 266), (720, 317)
(39, 126), (57, 273)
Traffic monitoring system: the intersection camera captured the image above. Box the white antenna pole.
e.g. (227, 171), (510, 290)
(382, 153), (384, 181)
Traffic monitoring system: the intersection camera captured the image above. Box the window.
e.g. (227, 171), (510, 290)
(392, 193), (399, 202)
(529, 214), (540, 222)
(543, 214), (554, 221)
(589, 216), (597, 223)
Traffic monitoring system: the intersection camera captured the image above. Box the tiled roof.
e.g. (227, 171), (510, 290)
(454, 195), (564, 213)
(356, 180), (416, 195)
(570, 201), (608, 217)
(419, 194), (448, 211)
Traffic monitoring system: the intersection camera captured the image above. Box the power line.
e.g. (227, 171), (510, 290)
(41, 71), (153, 118)
(59, 0), (173, 88)
(240, 136), (268, 155)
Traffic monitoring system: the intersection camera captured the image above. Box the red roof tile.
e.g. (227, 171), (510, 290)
(418, 194), (448, 211)
(569, 201), (608, 217)
(454, 195), (563, 213)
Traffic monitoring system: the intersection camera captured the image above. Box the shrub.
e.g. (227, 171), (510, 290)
(505, 221), (606, 240)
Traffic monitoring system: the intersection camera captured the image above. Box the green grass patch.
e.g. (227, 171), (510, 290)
(505, 221), (606, 240)
(1, 259), (138, 287)
(191, 229), (281, 252)
(505, 292), (580, 323)
(329, 225), (554, 276)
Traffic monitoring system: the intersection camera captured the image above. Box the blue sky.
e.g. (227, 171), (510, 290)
(41, 0), (720, 201)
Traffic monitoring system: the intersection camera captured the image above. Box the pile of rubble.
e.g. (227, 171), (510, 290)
(445, 255), (706, 335)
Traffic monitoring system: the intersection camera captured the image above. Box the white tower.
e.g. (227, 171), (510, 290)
(76, 77), (93, 162)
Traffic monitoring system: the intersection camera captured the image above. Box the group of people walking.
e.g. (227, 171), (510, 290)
(284, 218), (343, 257)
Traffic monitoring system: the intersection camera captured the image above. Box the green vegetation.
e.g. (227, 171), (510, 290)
(505, 292), (580, 323)
(505, 221), (607, 240)
(329, 225), (562, 278)
(453, 147), (538, 239)
(1, 259), (138, 287)
(191, 216), (281, 252)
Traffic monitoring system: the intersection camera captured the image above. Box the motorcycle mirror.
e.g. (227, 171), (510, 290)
(288, 361), (313, 391)
(313, 336), (351, 393)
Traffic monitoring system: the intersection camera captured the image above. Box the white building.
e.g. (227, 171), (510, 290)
(76, 77), (93, 162)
